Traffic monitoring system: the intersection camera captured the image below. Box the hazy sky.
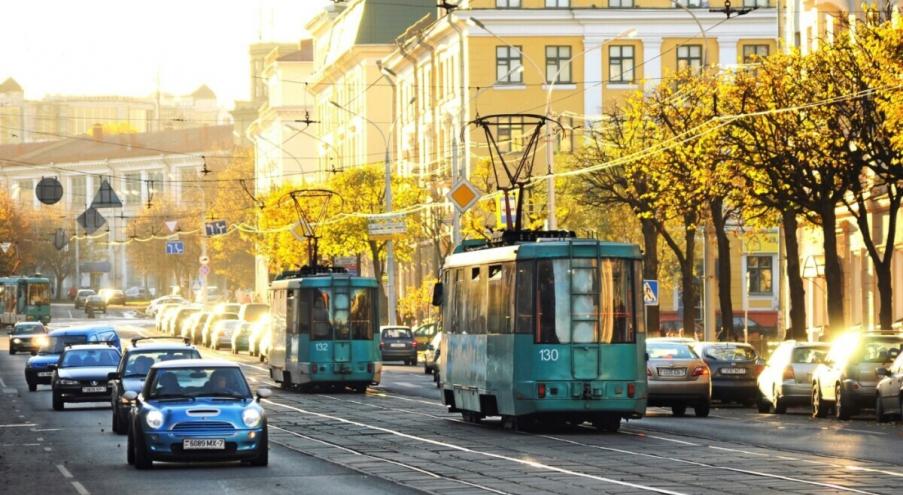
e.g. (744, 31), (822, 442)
(0, 0), (330, 107)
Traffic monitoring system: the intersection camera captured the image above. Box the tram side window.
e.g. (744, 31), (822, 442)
(536, 259), (567, 343)
(349, 288), (374, 340)
(334, 289), (350, 340)
(311, 289), (333, 340)
(297, 290), (311, 334)
(514, 262), (534, 334)
(451, 268), (464, 334)
(286, 290), (296, 335)
(600, 260), (635, 343)
(487, 263), (514, 334)
(467, 266), (487, 334)
(633, 261), (645, 334)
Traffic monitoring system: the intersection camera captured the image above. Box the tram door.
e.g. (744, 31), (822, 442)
(571, 257), (600, 380)
(332, 279), (352, 364)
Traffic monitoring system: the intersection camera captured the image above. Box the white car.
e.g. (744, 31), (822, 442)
(146, 296), (186, 317)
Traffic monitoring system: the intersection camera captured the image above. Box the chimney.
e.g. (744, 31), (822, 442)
(91, 123), (104, 141)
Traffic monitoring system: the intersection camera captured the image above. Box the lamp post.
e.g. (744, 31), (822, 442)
(329, 100), (398, 325)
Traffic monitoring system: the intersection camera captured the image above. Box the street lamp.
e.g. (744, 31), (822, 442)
(329, 99), (398, 325)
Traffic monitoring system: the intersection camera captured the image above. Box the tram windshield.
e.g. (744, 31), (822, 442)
(28, 283), (50, 306)
(307, 287), (375, 341)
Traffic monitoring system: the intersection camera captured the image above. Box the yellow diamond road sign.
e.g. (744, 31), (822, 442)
(448, 179), (481, 213)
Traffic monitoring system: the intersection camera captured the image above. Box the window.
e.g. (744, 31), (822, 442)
(676, 44), (703, 71)
(487, 263), (515, 334)
(608, 45), (635, 83)
(123, 172), (141, 205)
(545, 45), (572, 84)
(349, 288), (375, 340)
(466, 266), (487, 334)
(496, 116), (525, 153)
(496, 0), (520, 7)
(545, 0), (569, 7)
(146, 170), (163, 201)
(684, 0), (703, 7)
(742, 44), (769, 63)
(28, 283), (49, 306)
(747, 256), (773, 295)
(496, 46), (523, 85)
(535, 259), (564, 343)
(16, 179), (33, 206)
(515, 262), (534, 334)
(311, 288), (333, 340)
(609, 0), (634, 7)
(297, 290), (310, 334)
(70, 176), (87, 207)
(743, 0), (769, 6)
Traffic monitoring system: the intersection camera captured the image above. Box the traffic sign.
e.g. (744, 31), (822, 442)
(0, 242), (10, 254)
(204, 220), (228, 236)
(165, 220), (178, 233)
(199, 255), (210, 265)
(165, 240), (185, 255)
(643, 279), (659, 306)
(448, 179), (481, 213)
(199, 265), (210, 277)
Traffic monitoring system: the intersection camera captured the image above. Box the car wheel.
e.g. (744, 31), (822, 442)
(835, 384), (852, 420)
(876, 396), (887, 423)
(126, 427), (135, 465)
(132, 423), (153, 470)
(52, 390), (64, 411)
(756, 391), (772, 414)
(694, 401), (711, 418)
(9, 348), (14, 355)
(774, 387), (788, 414)
(813, 385), (829, 418)
(671, 405), (687, 417)
(424, 365), (431, 375)
(112, 407), (128, 435)
(27, 380), (36, 392)
(246, 427), (268, 467)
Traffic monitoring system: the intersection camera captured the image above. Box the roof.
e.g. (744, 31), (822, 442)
(126, 343), (196, 353)
(49, 325), (116, 336)
(0, 77), (23, 93)
(63, 343), (120, 351)
(0, 125), (233, 166)
(351, 0), (436, 45)
(278, 40), (314, 62)
(190, 84), (216, 99)
(151, 358), (239, 369)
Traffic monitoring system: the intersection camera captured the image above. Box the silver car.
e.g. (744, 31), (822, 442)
(646, 339), (712, 417)
(874, 349), (903, 422)
(756, 341), (829, 414)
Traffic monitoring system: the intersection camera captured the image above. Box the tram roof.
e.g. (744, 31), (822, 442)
(444, 238), (641, 269)
(270, 274), (379, 289)
(0, 275), (51, 283)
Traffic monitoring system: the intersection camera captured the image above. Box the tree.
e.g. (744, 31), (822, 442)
(128, 200), (202, 297)
(0, 190), (31, 275)
(207, 148), (257, 291)
(23, 206), (76, 299)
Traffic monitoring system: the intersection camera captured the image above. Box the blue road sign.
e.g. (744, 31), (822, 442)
(204, 220), (228, 236)
(165, 240), (185, 255)
(643, 279), (659, 306)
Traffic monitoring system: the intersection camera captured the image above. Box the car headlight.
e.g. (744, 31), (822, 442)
(145, 410), (164, 429)
(34, 336), (49, 348)
(12, 338), (21, 344)
(242, 408), (262, 428)
(58, 379), (79, 385)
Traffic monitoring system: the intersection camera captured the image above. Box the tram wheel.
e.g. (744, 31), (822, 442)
(461, 411), (482, 423)
(593, 415), (621, 433)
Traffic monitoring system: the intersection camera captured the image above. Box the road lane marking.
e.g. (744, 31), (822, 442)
(56, 464), (73, 478)
(839, 427), (885, 436)
(265, 399), (688, 495)
(31, 428), (61, 432)
(71, 481), (90, 495)
(845, 465), (903, 478)
(709, 445), (769, 456)
(44, 447), (52, 452)
(0, 423), (37, 428)
(620, 430), (700, 446)
(0, 377), (7, 387)
(237, 362), (269, 372)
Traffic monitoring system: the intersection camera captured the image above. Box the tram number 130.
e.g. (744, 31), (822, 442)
(538, 348), (559, 362)
(315, 343), (329, 352)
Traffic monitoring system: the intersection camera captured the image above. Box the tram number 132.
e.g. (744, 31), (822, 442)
(315, 343), (329, 352)
(538, 349), (559, 362)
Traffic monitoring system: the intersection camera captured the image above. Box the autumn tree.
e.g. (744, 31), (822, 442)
(207, 148), (256, 290)
(23, 206), (76, 298)
(0, 189), (31, 275)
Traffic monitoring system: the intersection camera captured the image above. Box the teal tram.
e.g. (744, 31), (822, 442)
(435, 231), (647, 431)
(0, 275), (52, 326)
(267, 268), (381, 392)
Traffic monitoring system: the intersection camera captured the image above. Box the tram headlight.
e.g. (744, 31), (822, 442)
(145, 410), (164, 429)
(242, 408), (262, 428)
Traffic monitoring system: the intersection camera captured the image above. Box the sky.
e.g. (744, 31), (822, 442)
(0, 0), (331, 108)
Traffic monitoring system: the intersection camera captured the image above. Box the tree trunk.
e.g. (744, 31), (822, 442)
(781, 211), (807, 340)
(368, 240), (387, 325)
(710, 200), (735, 340)
(681, 228), (698, 338)
(820, 206), (845, 336)
(875, 266), (893, 330)
(641, 219), (661, 336)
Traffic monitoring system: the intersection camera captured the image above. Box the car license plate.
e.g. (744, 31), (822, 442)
(183, 439), (225, 450)
(390, 343), (405, 348)
(37, 371), (52, 377)
(658, 368), (687, 377)
(721, 367), (747, 375)
(82, 386), (107, 393)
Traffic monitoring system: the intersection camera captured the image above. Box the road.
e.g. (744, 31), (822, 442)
(1, 304), (901, 495)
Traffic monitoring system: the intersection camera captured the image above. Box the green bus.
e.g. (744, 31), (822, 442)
(0, 276), (52, 326)
(435, 232), (647, 432)
(268, 268), (381, 392)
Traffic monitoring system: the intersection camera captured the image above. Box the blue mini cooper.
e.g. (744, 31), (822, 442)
(124, 359), (271, 469)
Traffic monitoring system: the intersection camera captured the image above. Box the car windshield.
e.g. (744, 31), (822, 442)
(147, 367), (251, 399)
(123, 349), (201, 377)
(703, 345), (757, 361)
(855, 338), (903, 363)
(78, 290), (95, 297)
(13, 324), (45, 335)
(648, 342), (697, 359)
(791, 347), (827, 364)
(382, 328), (411, 339)
(43, 335), (88, 353)
(61, 348), (120, 367)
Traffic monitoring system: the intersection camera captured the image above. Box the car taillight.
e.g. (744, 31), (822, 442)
(755, 364), (765, 376)
(367, 362), (374, 373)
(310, 364), (317, 375)
(537, 383), (546, 399)
(692, 366), (709, 377)
(646, 367), (653, 377)
(627, 383), (636, 398)
(783, 365), (795, 380)
(379, 342), (385, 350)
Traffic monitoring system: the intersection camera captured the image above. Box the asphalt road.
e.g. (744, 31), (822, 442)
(1, 304), (901, 494)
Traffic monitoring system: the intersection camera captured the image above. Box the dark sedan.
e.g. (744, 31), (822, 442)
(51, 344), (121, 410)
(692, 342), (763, 405)
(8, 322), (48, 355)
(84, 295), (108, 314)
(379, 326), (417, 365)
(74, 289), (95, 309)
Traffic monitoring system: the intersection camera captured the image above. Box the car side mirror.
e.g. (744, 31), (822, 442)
(107, 372), (120, 380)
(431, 282), (443, 307)
(875, 367), (889, 377)
(256, 388), (272, 400)
(122, 391), (138, 401)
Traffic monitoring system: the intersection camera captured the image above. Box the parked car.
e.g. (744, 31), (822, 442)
(145, 296), (185, 318)
(202, 313), (239, 347)
(248, 318), (270, 357)
(412, 322), (438, 351)
(74, 289), (96, 309)
(379, 326), (416, 365)
(423, 332), (442, 375)
(98, 289), (126, 305)
(189, 312), (214, 345)
(812, 332), (903, 419)
(124, 359), (270, 469)
(167, 306), (202, 336)
(238, 303), (269, 323)
(875, 349), (903, 422)
(692, 342), (763, 405)
(8, 322), (48, 355)
(231, 322), (253, 354)
(155, 303), (185, 332)
(756, 340), (829, 414)
(125, 287), (153, 301)
(646, 338), (712, 417)
(258, 329), (271, 363)
(209, 320), (243, 351)
(109, 337), (201, 434)
(84, 295), (108, 315)
(214, 302), (242, 315)
(50, 344), (121, 410)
